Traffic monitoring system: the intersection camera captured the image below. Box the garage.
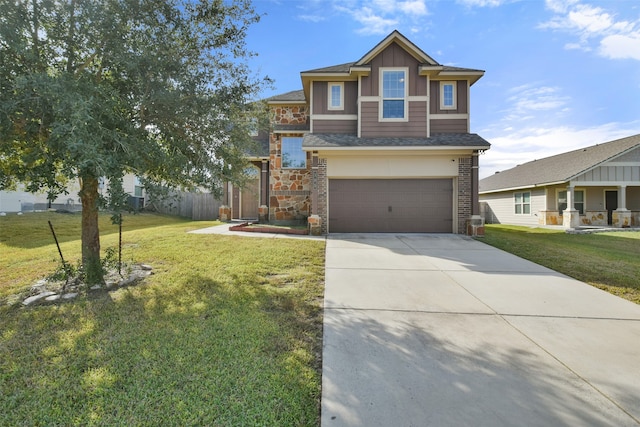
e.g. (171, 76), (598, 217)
(328, 179), (453, 233)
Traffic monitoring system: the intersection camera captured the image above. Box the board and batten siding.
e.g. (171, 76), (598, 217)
(359, 42), (427, 97)
(573, 165), (640, 182)
(360, 101), (427, 138)
(480, 188), (545, 226)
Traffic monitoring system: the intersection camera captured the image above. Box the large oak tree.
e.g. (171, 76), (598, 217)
(0, 0), (269, 283)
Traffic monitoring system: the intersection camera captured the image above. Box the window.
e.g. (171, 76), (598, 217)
(514, 192), (531, 215)
(440, 82), (456, 110)
(558, 190), (584, 215)
(134, 176), (143, 197)
(328, 82), (343, 110)
(248, 118), (258, 136)
(381, 68), (407, 120)
(281, 137), (306, 169)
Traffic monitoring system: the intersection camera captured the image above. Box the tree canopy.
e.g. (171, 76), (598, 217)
(0, 0), (270, 283)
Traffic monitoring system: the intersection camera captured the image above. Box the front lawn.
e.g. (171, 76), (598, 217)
(480, 225), (640, 304)
(0, 212), (325, 426)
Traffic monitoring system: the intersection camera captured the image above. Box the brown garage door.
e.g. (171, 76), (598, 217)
(329, 179), (453, 233)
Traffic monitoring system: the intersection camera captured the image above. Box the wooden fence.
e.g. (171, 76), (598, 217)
(148, 190), (222, 220)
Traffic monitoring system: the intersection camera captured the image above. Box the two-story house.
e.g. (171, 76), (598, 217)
(222, 30), (490, 234)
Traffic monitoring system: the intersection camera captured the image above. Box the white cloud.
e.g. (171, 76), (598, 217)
(539, 1), (640, 60)
(479, 122), (640, 178)
(351, 7), (399, 35)
(298, 14), (325, 23)
(502, 84), (571, 122)
(600, 33), (640, 60)
(333, 0), (428, 35)
(457, 0), (511, 7)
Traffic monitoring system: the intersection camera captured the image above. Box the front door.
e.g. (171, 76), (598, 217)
(605, 190), (618, 225)
(240, 178), (259, 220)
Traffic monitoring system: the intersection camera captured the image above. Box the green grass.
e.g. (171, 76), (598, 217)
(0, 212), (325, 426)
(479, 225), (640, 304)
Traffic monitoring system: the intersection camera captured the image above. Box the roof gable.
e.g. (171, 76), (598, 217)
(355, 30), (439, 66)
(479, 134), (640, 193)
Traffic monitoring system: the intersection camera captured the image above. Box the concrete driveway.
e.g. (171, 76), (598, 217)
(321, 234), (640, 427)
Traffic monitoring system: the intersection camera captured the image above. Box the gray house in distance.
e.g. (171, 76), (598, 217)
(479, 134), (640, 229)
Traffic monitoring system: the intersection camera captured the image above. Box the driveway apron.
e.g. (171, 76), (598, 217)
(321, 234), (640, 427)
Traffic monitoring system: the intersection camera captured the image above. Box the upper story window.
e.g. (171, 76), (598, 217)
(440, 81), (456, 110)
(380, 68), (407, 120)
(514, 192), (531, 215)
(281, 137), (306, 169)
(328, 82), (344, 110)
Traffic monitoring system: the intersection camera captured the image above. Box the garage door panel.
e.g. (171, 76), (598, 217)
(329, 179), (453, 233)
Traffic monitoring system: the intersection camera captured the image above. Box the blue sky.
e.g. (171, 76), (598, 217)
(244, 0), (640, 178)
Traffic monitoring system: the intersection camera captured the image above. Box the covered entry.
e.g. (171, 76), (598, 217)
(328, 179), (453, 233)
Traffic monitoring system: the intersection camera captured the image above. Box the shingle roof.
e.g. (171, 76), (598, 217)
(479, 134), (640, 193)
(303, 133), (490, 149)
(301, 63), (482, 75)
(267, 90), (306, 103)
(273, 124), (310, 132)
(302, 62), (355, 73)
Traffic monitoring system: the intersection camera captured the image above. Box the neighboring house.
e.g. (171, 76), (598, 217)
(479, 134), (640, 229)
(0, 174), (145, 213)
(222, 30), (490, 234)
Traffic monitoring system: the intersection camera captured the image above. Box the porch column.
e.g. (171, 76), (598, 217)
(260, 160), (269, 206)
(258, 160), (269, 222)
(219, 181), (232, 221)
(613, 185), (631, 227)
(563, 185), (580, 229)
(308, 151), (322, 236)
(467, 151), (484, 236)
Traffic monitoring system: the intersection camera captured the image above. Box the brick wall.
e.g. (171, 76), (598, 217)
(458, 156), (472, 233)
(316, 158), (328, 234)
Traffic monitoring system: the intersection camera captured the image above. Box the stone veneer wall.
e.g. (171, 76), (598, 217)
(315, 158), (328, 234)
(457, 156), (472, 233)
(269, 105), (312, 223)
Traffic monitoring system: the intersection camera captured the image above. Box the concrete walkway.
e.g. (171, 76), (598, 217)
(188, 221), (325, 241)
(322, 233), (640, 427)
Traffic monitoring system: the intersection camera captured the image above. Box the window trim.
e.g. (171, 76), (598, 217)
(327, 82), (344, 111)
(280, 136), (306, 170)
(514, 191), (531, 215)
(440, 81), (457, 110)
(379, 67), (409, 122)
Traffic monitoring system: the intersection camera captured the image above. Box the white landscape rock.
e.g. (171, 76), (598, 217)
(23, 291), (57, 306)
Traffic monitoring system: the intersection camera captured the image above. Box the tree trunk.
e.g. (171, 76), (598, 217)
(79, 175), (103, 284)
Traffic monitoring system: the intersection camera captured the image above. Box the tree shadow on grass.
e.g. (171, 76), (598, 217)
(0, 272), (323, 426)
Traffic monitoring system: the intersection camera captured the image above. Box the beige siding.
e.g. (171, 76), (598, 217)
(430, 119), (468, 134)
(360, 101), (427, 138)
(313, 81), (357, 115)
(480, 189), (545, 226)
(327, 155), (458, 178)
(313, 119), (357, 134)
